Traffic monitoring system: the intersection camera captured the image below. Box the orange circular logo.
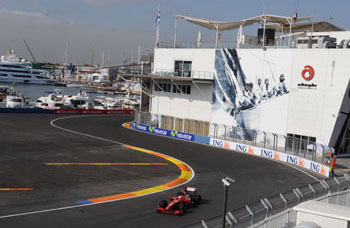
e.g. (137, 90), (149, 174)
(301, 65), (315, 81)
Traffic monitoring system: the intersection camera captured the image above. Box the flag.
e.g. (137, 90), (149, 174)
(197, 31), (202, 48)
(154, 6), (160, 47)
(154, 8), (160, 27)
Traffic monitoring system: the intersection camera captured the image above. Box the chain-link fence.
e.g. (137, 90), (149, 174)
(134, 111), (328, 164)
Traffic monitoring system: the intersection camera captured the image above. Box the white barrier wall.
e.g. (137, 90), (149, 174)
(210, 137), (330, 177)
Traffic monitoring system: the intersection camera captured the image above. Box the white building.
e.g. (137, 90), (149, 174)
(121, 14), (350, 156)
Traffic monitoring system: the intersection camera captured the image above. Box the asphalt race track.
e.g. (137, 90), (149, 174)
(0, 114), (323, 228)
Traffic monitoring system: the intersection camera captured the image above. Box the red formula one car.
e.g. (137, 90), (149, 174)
(156, 187), (202, 216)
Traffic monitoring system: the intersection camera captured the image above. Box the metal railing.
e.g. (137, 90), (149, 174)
(184, 174), (350, 228)
(118, 67), (214, 80)
(210, 123), (325, 164)
(157, 42), (296, 50)
(158, 42), (236, 49)
(253, 179), (350, 228)
(135, 111), (326, 164)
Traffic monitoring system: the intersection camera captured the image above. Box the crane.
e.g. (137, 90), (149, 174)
(23, 38), (37, 62)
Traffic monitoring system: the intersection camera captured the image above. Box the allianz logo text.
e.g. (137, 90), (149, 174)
(154, 129), (167, 136)
(177, 133), (193, 140)
(137, 124), (148, 131)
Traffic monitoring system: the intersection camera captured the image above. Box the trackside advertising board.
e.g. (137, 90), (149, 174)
(210, 138), (329, 177)
(54, 109), (135, 114)
(133, 122), (195, 141)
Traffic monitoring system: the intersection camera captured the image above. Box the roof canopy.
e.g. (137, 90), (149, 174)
(176, 14), (312, 32)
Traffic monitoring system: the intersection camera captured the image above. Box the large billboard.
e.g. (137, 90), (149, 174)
(211, 49), (292, 138)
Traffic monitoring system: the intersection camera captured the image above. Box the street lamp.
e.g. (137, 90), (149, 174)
(222, 177), (236, 228)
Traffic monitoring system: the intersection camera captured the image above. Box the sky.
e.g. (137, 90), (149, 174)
(0, 0), (349, 66)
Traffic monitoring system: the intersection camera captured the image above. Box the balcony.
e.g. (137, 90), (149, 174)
(118, 67), (214, 81)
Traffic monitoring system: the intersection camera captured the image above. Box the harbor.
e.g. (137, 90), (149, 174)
(0, 46), (143, 113)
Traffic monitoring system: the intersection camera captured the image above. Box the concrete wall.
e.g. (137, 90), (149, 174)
(288, 49), (350, 144)
(151, 82), (213, 122)
(151, 48), (215, 122)
(154, 48), (216, 73)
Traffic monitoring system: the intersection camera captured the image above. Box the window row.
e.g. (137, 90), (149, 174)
(154, 83), (191, 94)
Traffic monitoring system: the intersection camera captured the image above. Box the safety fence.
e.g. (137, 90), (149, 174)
(183, 173), (350, 228)
(134, 111), (327, 164)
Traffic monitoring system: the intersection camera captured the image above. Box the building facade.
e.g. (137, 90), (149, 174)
(147, 46), (350, 155)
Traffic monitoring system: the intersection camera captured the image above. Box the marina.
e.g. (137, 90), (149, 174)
(0, 83), (139, 112)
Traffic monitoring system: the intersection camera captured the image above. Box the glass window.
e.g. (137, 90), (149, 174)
(183, 61), (192, 77)
(172, 85), (180, 93)
(174, 61), (192, 77)
(174, 61), (183, 77)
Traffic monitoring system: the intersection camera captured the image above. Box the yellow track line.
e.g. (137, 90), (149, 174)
(0, 188), (33, 191)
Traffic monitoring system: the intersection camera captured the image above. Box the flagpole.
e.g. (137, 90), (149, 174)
(155, 4), (160, 48)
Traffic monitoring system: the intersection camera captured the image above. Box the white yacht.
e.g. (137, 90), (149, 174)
(35, 90), (90, 109)
(63, 91), (90, 109)
(93, 96), (124, 110)
(35, 90), (65, 109)
(5, 94), (25, 108)
(0, 86), (8, 103)
(0, 50), (52, 84)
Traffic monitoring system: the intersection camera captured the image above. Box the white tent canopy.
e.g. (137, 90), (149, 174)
(175, 14), (311, 31)
(173, 14), (312, 48)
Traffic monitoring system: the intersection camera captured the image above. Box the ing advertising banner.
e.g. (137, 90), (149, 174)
(209, 137), (329, 177)
(211, 49), (292, 139)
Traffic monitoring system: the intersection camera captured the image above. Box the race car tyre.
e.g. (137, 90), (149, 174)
(178, 203), (186, 216)
(159, 200), (168, 208)
(193, 195), (202, 204)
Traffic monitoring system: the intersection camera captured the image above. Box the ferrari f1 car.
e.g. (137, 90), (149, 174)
(156, 187), (202, 215)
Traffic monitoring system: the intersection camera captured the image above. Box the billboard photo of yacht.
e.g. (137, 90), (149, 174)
(211, 48), (290, 139)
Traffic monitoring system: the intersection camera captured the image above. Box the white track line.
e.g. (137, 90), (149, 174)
(278, 161), (320, 181)
(0, 115), (194, 219)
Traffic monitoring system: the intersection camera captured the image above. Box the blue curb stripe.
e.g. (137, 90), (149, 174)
(77, 200), (94, 204)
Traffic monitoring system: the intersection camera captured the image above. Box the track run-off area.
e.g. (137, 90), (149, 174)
(0, 114), (323, 228)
